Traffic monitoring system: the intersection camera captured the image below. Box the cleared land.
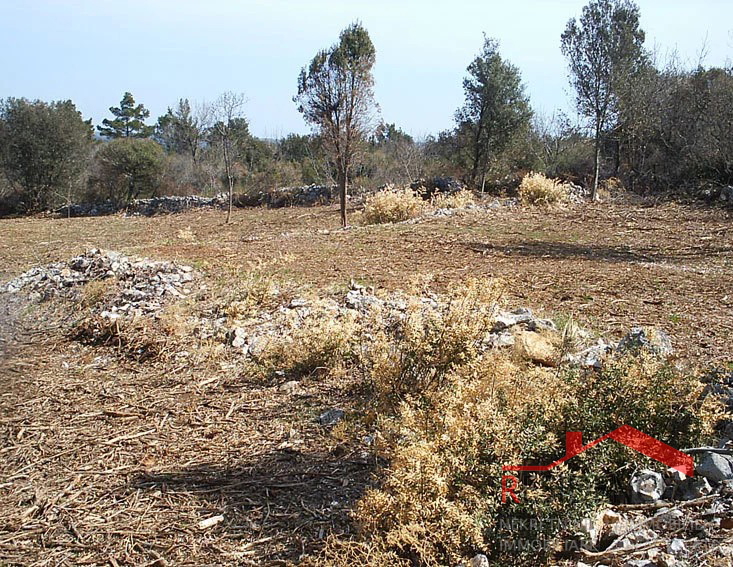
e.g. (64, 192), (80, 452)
(0, 199), (731, 565)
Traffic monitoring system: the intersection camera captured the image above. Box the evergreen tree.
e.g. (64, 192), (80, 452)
(561, 0), (646, 199)
(295, 22), (377, 227)
(455, 36), (532, 189)
(97, 92), (154, 139)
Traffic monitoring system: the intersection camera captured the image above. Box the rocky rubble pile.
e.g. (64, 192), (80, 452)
(410, 176), (466, 198)
(264, 184), (334, 207)
(572, 457), (733, 566)
(126, 195), (224, 216)
(1, 249), (195, 319)
(57, 195), (225, 217)
(217, 282), (674, 372)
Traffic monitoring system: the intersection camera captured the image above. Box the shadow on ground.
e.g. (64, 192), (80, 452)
(132, 448), (376, 563)
(467, 240), (732, 264)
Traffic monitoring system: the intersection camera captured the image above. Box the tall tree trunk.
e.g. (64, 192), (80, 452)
(223, 139), (233, 224)
(338, 169), (347, 228)
(592, 124), (601, 201)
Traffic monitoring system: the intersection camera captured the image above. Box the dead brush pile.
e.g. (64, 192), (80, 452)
(361, 187), (425, 224)
(518, 172), (571, 206)
(430, 189), (476, 210)
(360, 186), (480, 225)
(244, 282), (719, 567)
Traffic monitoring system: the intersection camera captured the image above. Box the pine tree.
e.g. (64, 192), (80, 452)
(97, 92), (154, 139)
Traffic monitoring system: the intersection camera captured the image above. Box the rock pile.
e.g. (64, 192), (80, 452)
(55, 186), (339, 218)
(1, 249), (195, 319)
(56, 200), (120, 217)
(572, 454), (733, 565)
(217, 283), (672, 373)
(57, 195), (225, 218)
(126, 195), (224, 216)
(265, 184), (334, 207)
(410, 176), (466, 199)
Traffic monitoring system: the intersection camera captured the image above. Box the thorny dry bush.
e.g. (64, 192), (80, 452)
(34, 265), (727, 566)
(292, 284), (720, 566)
(361, 187), (426, 224)
(361, 187), (477, 225)
(430, 189), (476, 210)
(519, 172), (571, 206)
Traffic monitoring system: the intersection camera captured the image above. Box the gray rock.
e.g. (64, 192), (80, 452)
(667, 538), (687, 555)
(493, 307), (534, 330)
(630, 470), (665, 502)
(527, 318), (558, 332)
(1, 249), (194, 319)
(469, 554), (489, 567)
(677, 476), (713, 500)
(318, 408), (345, 427)
(618, 327), (673, 358)
(696, 452), (733, 483)
(345, 289), (384, 312)
(230, 328), (247, 349)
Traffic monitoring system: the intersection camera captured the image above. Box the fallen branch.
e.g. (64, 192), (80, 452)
(103, 429), (156, 446)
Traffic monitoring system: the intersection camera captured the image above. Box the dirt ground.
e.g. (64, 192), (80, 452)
(2, 198), (731, 365)
(0, 198), (731, 565)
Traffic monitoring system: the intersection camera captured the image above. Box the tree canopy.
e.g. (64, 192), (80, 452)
(156, 98), (208, 162)
(561, 0), (646, 198)
(295, 21), (377, 227)
(455, 37), (532, 189)
(97, 92), (155, 139)
(0, 97), (93, 212)
(96, 138), (166, 203)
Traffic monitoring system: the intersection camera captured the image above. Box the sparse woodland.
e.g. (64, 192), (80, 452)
(1, 2), (732, 567)
(0, 0), (732, 217)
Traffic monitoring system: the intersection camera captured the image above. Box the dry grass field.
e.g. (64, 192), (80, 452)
(0, 198), (731, 566)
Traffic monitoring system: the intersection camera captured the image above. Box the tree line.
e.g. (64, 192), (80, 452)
(1, 0), (731, 221)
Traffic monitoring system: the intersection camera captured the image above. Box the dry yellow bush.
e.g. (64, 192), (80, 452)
(330, 283), (720, 566)
(431, 189), (475, 209)
(367, 279), (503, 407)
(80, 278), (114, 309)
(257, 305), (361, 379)
(362, 187), (424, 224)
(518, 172), (570, 205)
(349, 346), (721, 566)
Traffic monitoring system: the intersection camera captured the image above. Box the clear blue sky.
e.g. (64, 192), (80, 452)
(1, 0), (730, 139)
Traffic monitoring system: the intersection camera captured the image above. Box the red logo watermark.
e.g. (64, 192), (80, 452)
(501, 425), (694, 504)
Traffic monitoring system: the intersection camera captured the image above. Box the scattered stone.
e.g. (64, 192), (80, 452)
(1, 249), (194, 318)
(493, 307), (534, 330)
(230, 327), (247, 348)
(618, 327), (673, 358)
(318, 408), (345, 427)
(515, 331), (559, 367)
(623, 560), (655, 567)
(345, 289), (384, 312)
(630, 470), (665, 503)
(677, 476), (713, 500)
(667, 538), (687, 555)
(573, 340), (613, 368)
(696, 452), (733, 483)
(527, 318), (558, 332)
(600, 510), (622, 525)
